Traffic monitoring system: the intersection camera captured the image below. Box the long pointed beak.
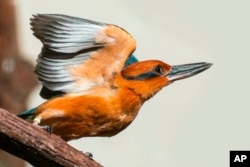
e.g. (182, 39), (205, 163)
(166, 62), (212, 82)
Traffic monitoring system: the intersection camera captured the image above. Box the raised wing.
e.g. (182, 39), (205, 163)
(31, 14), (136, 99)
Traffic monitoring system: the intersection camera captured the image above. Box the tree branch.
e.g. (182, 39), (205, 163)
(0, 108), (103, 167)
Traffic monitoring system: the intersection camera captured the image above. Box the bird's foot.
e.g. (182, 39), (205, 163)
(39, 125), (52, 134)
(85, 152), (93, 159)
(33, 116), (52, 134)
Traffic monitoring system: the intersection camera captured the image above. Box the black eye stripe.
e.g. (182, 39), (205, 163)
(122, 64), (165, 80)
(136, 72), (159, 80)
(124, 72), (159, 80)
(123, 67), (163, 80)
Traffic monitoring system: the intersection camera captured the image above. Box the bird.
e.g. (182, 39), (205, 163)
(18, 14), (212, 141)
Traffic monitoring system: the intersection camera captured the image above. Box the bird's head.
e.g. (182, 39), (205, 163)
(120, 60), (212, 101)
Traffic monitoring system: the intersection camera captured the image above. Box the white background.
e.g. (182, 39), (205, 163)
(13, 0), (250, 166)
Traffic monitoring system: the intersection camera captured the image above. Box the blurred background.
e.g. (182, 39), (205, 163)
(0, 0), (250, 167)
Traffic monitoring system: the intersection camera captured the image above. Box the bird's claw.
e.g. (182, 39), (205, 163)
(85, 152), (93, 159)
(40, 125), (52, 134)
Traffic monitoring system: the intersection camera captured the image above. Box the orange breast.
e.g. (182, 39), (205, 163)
(35, 86), (142, 141)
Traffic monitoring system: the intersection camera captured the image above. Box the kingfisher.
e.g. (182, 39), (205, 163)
(19, 14), (212, 141)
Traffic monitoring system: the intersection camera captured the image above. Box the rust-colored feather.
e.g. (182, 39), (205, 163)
(69, 25), (136, 91)
(35, 85), (142, 141)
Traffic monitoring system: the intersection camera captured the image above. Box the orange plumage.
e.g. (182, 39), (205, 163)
(19, 14), (212, 141)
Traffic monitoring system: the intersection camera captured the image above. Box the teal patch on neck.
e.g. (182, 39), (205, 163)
(124, 54), (138, 68)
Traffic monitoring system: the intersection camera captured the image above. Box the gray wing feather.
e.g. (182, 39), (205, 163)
(31, 14), (105, 53)
(31, 14), (106, 93)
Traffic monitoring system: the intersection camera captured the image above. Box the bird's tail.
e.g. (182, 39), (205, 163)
(17, 107), (37, 121)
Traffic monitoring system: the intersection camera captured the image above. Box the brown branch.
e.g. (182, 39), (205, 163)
(0, 108), (103, 167)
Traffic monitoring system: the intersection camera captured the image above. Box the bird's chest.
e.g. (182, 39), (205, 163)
(85, 94), (142, 137)
(78, 87), (139, 133)
(88, 105), (140, 137)
(39, 87), (142, 140)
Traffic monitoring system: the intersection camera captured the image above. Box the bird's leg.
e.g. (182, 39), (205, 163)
(33, 117), (52, 134)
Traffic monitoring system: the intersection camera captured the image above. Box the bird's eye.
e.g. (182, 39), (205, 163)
(154, 65), (164, 75)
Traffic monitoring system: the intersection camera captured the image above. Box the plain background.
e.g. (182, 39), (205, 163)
(14, 0), (250, 166)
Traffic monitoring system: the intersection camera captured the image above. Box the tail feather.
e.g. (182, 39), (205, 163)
(17, 107), (37, 121)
